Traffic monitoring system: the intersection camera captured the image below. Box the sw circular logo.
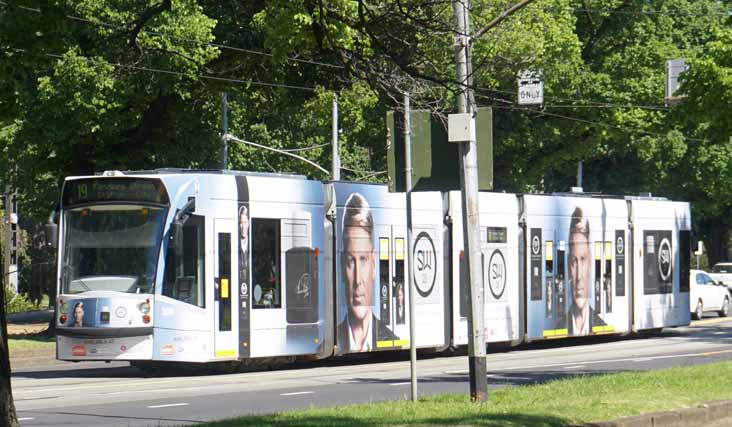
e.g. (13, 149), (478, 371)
(531, 235), (540, 255)
(115, 306), (127, 318)
(658, 237), (672, 281)
(488, 249), (507, 300)
(240, 282), (248, 297)
(616, 236), (624, 255)
(413, 231), (437, 298)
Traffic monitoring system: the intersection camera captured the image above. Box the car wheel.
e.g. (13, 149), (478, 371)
(719, 296), (729, 318)
(693, 300), (703, 320)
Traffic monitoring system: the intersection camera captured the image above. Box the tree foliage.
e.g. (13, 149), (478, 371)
(0, 1), (730, 264)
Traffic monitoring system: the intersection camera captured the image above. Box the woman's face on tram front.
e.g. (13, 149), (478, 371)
(343, 225), (374, 322)
(73, 304), (84, 325)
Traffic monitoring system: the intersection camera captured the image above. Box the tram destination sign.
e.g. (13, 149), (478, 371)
(63, 178), (169, 206)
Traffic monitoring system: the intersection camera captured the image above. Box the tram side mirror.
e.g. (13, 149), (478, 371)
(169, 221), (183, 250)
(45, 207), (59, 249)
(169, 197), (195, 250)
(45, 222), (58, 249)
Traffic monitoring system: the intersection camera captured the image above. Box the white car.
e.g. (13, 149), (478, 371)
(710, 262), (732, 293)
(690, 269), (730, 319)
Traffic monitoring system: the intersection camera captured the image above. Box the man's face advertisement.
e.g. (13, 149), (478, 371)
(343, 225), (375, 322)
(239, 207), (249, 240)
(569, 229), (591, 313)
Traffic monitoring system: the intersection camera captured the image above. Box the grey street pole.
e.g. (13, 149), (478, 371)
(577, 160), (583, 189)
(404, 93), (418, 402)
(332, 94), (341, 181)
(452, 0), (487, 402)
(222, 92), (229, 170)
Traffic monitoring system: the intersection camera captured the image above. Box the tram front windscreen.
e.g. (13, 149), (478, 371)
(61, 205), (168, 295)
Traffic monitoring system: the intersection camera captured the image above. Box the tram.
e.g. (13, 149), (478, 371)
(47, 169), (691, 365)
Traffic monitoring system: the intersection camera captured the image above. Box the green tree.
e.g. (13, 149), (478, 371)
(675, 25), (732, 264)
(1, 0), (220, 221)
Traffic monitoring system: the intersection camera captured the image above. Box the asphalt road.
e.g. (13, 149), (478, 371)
(12, 317), (732, 427)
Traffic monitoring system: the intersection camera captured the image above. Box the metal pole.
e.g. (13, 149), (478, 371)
(222, 92), (229, 170)
(404, 93), (418, 402)
(5, 184), (18, 293)
(332, 94), (341, 181)
(453, 0), (487, 402)
(577, 160), (583, 189)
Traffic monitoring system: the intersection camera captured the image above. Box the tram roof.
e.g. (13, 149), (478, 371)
(93, 168), (308, 180)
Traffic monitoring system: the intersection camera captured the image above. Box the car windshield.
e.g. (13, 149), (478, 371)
(712, 264), (732, 273)
(61, 205), (168, 294)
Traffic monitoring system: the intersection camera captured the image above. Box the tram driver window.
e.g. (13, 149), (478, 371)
(162, 215), (205, 307)
(252, 218), (282, 309)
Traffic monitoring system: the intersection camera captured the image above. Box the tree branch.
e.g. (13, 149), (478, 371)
(473, 0), (538, 41)
(128, 0), (172, 50)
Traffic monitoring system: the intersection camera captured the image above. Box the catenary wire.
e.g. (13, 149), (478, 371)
(484, 101), (708, 143)
(1, 1), (344, 70)
(10, 48), (319, 92)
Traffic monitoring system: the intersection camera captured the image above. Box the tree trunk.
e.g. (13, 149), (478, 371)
(0, 285), (20, 427)
(700, 217), (731, 267)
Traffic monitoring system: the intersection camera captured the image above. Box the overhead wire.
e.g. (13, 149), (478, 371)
(4, 2), (709, 146)
(527, 6), (730, 17)
(279, 142), (332, 153)
(478, 97), (708, 143)
(226, 134), (330, 175)
(1, 1), (344, 70)
(9, 48), (319, 92)
(481, 3), (730, 17)
(340, 165), (387, 178)
(478, 87), (669, 111)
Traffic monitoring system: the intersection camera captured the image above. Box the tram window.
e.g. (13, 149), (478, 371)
(679, 231), (690, 292)
(162, 215), (205, 307)
(252, 218), (282, 309)
(545, 241), (554, 317)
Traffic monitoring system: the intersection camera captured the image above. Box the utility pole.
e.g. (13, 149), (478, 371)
(332, 94), (340, 181)
(4, 186), (18, 293)
(221, 92), (229, 170)
(404, 94), (418, 402)
(452, 0), (487, 402)
(577, 160), (583, 189)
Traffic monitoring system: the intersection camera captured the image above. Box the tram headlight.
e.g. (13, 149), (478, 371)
(59, 300), (68, 324)
(138, 300), (151, 314)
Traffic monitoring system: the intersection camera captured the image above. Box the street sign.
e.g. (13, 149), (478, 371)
(665, 58), (688, 105)
(694, 241), (703, 256)
(386, 108), (493, 192)
(517, 70), (543, 106)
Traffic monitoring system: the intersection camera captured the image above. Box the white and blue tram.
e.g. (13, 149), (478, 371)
(49, 170), (691, 365)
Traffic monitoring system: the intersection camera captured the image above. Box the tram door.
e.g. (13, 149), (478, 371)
(214, 218), (237, 358)
(593, 241), (614, 320)
(375, 225), (407, 349)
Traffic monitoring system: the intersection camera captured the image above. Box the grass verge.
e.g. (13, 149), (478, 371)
(201, 361), (732, 427)
(9, 334), (55, 352)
